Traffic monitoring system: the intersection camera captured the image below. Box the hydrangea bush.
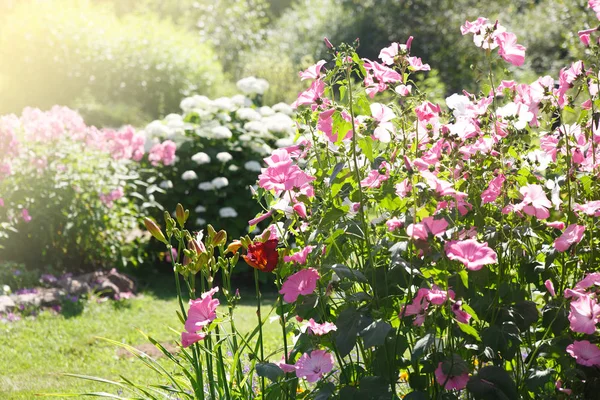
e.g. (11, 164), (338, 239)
(62, 4), (600, 400)
(143, 78), (297, 245)
(0, 106), (174, 271)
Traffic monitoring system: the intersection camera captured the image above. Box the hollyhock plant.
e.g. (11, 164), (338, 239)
(554, 224), (586, 252)
(279, 268), (319, 303)
(568, 294), (600, 334)
(305, 318), (337, 336)
(567, 340), (600, 367)
(184, 287), (220, 333)
(496, 32), (526, 66)
(295, 350), (335, 383)
(445, 239), (498, 271)
(283, 245), (315, 265)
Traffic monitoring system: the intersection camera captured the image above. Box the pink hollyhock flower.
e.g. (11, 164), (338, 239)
(575, 272), (600, 291)
(566, 340), (600, 366)
(258, 149), (315, 195)
(21, 208), (32, 223)
(574, 200), (600, 216)
(386, 217), (404, 232)
(370, 103), (395, 143)
(184, 287), (220, 333)
(568, 294), (600, 334)
(406, 216), (449, 241)
(395, 84), (412, 96)
(460, 17), (489, 35)
(248, 210), (274, 227)
(400, 288), (431, 326)
(545, 221), (565, 230)
(545, 280), (556, 297)
(517, 184), (552, 220)
(445, 239), (498, 271)
(427, 285), (453, 305)
(452, 301), (472, 323)
(496, 32), (526, 66)
(292, 79), (326, 108)
(293, 203), (308, 219)
(434, 361), (469, 391)
(299, 60), (326, 81)
(407, 56), (431, 71)
(305, 318), (337, 336)
(360, 161), (390, 189)
(590, 0), (600, 20)
(481, 174), (505, 204)
(274, 354), (296, 373)
(395, 179), (412, 197)
(181, 331), (207, 348)
(279, 268), (319, 303)
(295, 350), (335, 382)
(554, 224), (586, 252)
(284, 245), (315, 265)
(363, 59), (402, 97)
(555, 379), (572, 395)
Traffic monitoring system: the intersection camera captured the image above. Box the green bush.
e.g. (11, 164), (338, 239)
(0, 0), (227, 125)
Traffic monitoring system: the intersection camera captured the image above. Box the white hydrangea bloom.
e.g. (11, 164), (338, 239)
(236, 107), (262, 121)
(272, 102), (294, 116)
(181, 170), (198, 181)
(212, 126), (233, 140)
(244, 120), (269, 135)
(259, 106), (275, 116)
(198, 181), (215, 191)
(213, 97), (237, 112)
(145, 120), (171, 138)
(216, 152), (233, 163)
(180, 95), (214, 112)
(212, 177), (229, 189)
(219, 207), (238, 218)
(195, 218), (207, 226)
(159, 180), (173, 189)
(230, 94), (253, 108)
(216, 113), (232, 123)
(192, 152), (211, 165)
(238, 134), (252, 142)
(236, 77), (269, 95)
(275, 137), (294, 148)
(249, 142), (272, 156)
(195, 205), (207, 213)
(228, 164), (239, 172)
(244, 160), (262, 172)
(264, 113), (295, 135)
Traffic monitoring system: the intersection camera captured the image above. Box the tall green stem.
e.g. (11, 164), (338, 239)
(254, 268), (266, 397)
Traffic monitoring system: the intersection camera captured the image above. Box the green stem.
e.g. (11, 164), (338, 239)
(255, 268), (266, 397)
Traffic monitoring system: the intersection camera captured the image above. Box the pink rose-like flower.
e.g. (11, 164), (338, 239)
(295, 350), (334, 382)
(445, 239), (498, 271)
(386, 217), (404, 232)
(299, 60), (327, 81)
(360, 161), (390, 189)
(568, 294), (600, 334)
(406, 217), (448, 241)
(481, 174), (505, 205)
(554, 224), (586, 252)
(279, 268), (320, 303)
(284, 245), (315, 265)
(434, 361), (469, 391)
(517, 184), (552, 220)
(305, 318), (337, 336)
(21, 208), (32, 223)
(496, 32), (526, 66)
(292, 79), (326, 108)
(184, 287), (220, 335)
(566, 340), (600, 367)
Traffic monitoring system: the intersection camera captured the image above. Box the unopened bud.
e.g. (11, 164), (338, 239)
(212, 230), (227, 247)
(144, 218), (168, 244)
(226, 240), (243, 254)
(175, 203), (187, 227)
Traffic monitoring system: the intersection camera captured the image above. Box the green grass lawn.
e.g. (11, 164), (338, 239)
(0, 285), (282, 399)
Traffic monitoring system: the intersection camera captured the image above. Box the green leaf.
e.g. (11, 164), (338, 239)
(458, 270), (469, 289)
(335, 307), (361, 357)
(358, 137), (374, 162)
(467, 366), (518, 400)
(256, 362), (284, 382)
(411, 333), (436, 363)
(329, 264), (368, 283)
(314, 382), (336, 400)
(457, 321), (481, 341)
(404, 391), (430, 400)
(460, 303), (479, 323)
(359, 320), (392, 348)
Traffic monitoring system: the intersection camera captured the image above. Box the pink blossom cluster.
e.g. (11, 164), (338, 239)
(148, 140), (177, 166)
(99, 187), (124, 208)
(401, 285), (471, 326)
(460, 18), (526, 66)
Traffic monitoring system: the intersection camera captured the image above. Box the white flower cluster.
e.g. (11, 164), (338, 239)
(236, 77), (269, 96)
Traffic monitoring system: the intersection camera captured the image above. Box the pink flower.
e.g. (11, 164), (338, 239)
(148, 140), (176, 166)
(460, 17), (489, 35)
(568, 294), (600, 334)
(407, 56), (431, 71)
(481, 174), (505, 204)
(545, 280), (556, 297)
(248, 210), (274, 227)
(295, 350), (334, 382)
(21, 208), (32, 223)
(181, 331), (207, 348)
(406, 217), (448, 241)
(517, 184), (552, 220)
(258, 149), (315, 195)
(496, 32), (526, 66)
(445, 239), (498, 271)
(293, 203), (308, 219)
(590, 0), (600, 20)
(566, 340), (600, 367)
(0, 198), (4, 207)
(386, 217), (404, 232)
(452, 301), (472, 323)
(545, 221), (565, 230)
(434, 361), (469, 391)
(274, 354), (296, 373)
(360, 161), (390, 189)
(395, 84), (412, 96)
(400, 288), (431, 326)
(554, 224), (585, 252)
(370, 103), (395, 143)
(556, 379), (573, 395)
(575, 272), (600, 291)
(305, 318), (337, 335)
(184, 287), (220, 334)
(299, 60), (327, 81)
(573, 200), (600, 216)
(292, 79), (326, 108)
(427, 285), (453, 305)
(279, 268), (320, 303)
(395, 179), (412, 197)
(284, 245), (315, 265)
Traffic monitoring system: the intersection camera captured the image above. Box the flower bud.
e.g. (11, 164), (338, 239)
(175, 203), (187, 227)
(212, 230), (227, 247)
(189, 238), (207, 255)
(144, 218), (168, 244)
(226, 240), (243, 254)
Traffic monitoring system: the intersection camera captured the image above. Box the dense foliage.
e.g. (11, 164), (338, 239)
(0, 0), (226, 126)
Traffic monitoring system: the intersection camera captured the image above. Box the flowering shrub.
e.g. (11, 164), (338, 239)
(61, 4), (600, 400)
(143, 79), (296, 244)
(0, 106), (173, 271)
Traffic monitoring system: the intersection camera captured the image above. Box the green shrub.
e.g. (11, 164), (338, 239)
(0, 0), (227, 124)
